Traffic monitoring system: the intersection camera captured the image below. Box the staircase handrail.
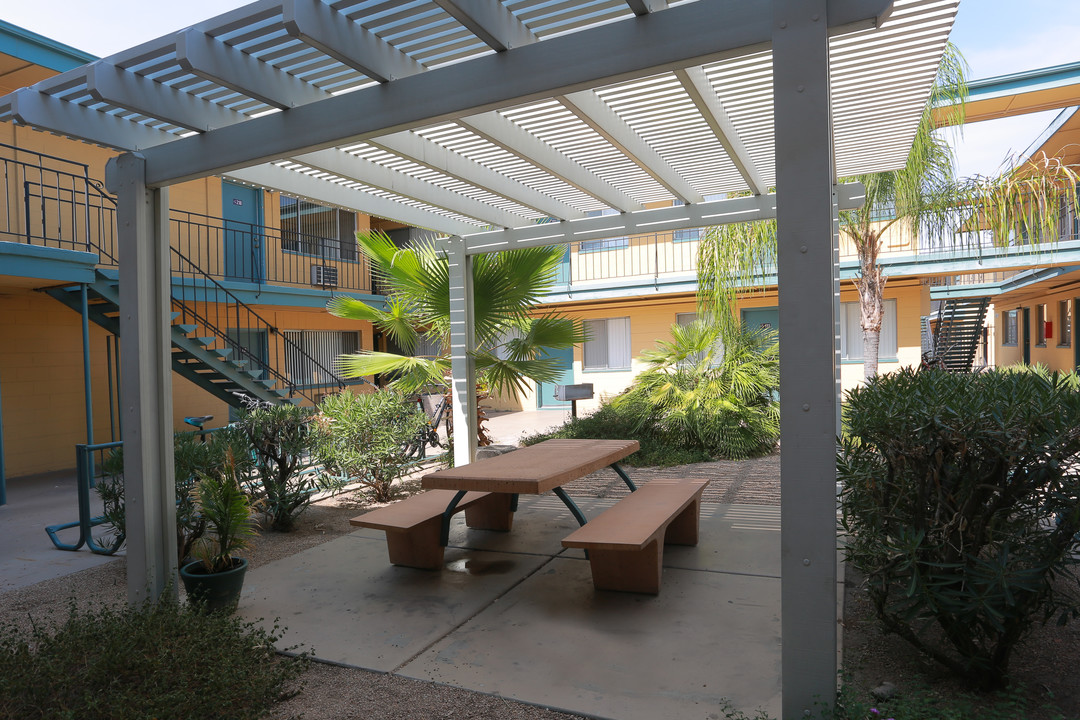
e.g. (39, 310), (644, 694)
(7, 142), (356, 403)
(169, 245), (354, 402)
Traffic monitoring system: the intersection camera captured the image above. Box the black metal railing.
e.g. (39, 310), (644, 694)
(170, 244), (351, 403)
(1, 142), (355, 398)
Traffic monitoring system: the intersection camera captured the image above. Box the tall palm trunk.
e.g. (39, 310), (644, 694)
(853, 229), (886, 379)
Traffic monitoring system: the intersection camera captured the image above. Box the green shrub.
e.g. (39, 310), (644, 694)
(97, 426), (254, 563)
(312, 389), (432, 501)
(234, 399), (319, 532)
(523, 322), (779, 465)
(0, 596), (307, 720)
(839, 366), (1080, 689)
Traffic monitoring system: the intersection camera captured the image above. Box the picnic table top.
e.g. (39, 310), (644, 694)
(422, 438), (639, 495)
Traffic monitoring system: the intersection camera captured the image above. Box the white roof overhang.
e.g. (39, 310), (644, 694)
(0, 0), (956, 248)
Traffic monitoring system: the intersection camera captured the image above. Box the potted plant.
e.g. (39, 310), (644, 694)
(179, 451), (257, 613)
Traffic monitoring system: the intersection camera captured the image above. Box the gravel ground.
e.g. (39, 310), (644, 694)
(0, 454), (780, 720)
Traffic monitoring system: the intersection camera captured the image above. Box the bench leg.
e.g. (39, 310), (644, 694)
(587, 539), (663, 594)
(664, 498), (701, 546)
(385, 518), (445, 570)
(464, 493), (514, 532)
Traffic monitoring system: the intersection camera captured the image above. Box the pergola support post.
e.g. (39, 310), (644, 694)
(106, 153), (177, 605)
(773, 1), (840, 717)
(446, 236), (478, 467)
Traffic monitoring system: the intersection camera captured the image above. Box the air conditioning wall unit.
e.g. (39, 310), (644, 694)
(311, 265), (339, 287)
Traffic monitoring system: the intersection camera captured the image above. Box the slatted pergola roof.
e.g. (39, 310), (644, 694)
(0, 2), (958, 716)
(0, 0), (955, 244)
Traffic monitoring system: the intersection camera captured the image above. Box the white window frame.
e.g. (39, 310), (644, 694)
(583, 317), (632, 371)
(840, 299), (897, 361)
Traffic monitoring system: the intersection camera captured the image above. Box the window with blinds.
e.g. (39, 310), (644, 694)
(283, 330), (360, 386)
(841, 299), (897, 360)
(583, 317), (631, 370)
(280, 196), (357, 261)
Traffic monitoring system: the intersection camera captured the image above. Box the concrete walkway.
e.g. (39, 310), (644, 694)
(240, 495), (788, 719)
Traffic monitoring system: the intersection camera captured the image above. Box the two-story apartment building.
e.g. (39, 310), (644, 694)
(0, 21), (384, 481)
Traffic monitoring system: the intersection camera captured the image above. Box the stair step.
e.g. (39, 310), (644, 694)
(229, 360), (250, 370)
(195, 337), (216, 347)
(216, 347), (234, 359)
(273, 388), (289, 397)
(170, 312), (180, 321)
(173, 324), (198, 335)
(287, 397), (303, 405)
(258, 379), (277, 389)
(245, 369), (263, 380)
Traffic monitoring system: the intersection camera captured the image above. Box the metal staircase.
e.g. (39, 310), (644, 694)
(3, 142), (351, 407)
(931, 297), (991, 372)
(43, 262), (337, 406)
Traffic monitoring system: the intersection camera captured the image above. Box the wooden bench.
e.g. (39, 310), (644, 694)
(561, 479), (708, 594)
(350, 490), (513, 569)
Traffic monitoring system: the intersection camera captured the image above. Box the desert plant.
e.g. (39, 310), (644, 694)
(839, 366), (1080, 689)
(614, 321), (779, 460)
(312, 389), (432, 502)
(96, 426), (254, 564)
(234, 398), (319, 532)
(190, 450), (258, 574)
(0, 595), (307, 720)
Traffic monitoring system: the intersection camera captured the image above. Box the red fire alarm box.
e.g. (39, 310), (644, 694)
(1045, 321), (1053, 340)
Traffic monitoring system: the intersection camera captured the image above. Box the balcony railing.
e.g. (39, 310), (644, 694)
(1, 142), (371, 294)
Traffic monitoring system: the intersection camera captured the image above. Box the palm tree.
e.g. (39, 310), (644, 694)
(327, 230), (585, 408)
(699, 45), (1080, 378)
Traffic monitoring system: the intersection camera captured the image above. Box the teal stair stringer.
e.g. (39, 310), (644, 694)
(43, 272), (293, 408)
(933, 296), (991, 372)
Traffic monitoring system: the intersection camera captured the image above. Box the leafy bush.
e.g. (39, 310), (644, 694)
(97, 426), (254, 564)
(0, 596), (307, 720)
(234, 399), (319, 532)
(523, 322), (779, 466)
(312, 389), (432, 501)
(839, 366), (1080, 689)
(522, 401), (713, 467)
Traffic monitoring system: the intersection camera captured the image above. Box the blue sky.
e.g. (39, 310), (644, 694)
(4, 0), (1078, 180)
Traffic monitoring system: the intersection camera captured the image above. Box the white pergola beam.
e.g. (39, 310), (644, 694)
(559, 90), (704, 204)
(225, 163), (479, 237)
(86, 61), (246, 132)
(282, 0), (425, 82)
(175, 28), (330, 110)
(293, 148), (530, 229)
(105, 153), (178, 605)
(432, 0), (537, 52)
(445, 236), (479, 467)
(141, 0), (891, 186)
(773, 0), (840, 716)
(371, 131), (586, 221)
(462, 182), (865, 253)
(460, 112), (644, 212)
(625, 0), (669, 15)
(10, 88), (174, 151)
(675, 67), (766, 195)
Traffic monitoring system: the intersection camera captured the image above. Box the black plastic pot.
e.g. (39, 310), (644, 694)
(179, 558), (248, 613)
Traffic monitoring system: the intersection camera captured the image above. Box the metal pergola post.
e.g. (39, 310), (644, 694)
(774, 1), (841, 716)
(106, 152), (178, 605)
(446, 236), (479, 467)
(80, 282), (94, 446)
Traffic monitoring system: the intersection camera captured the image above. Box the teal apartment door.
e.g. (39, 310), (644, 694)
(222, 181), (264, 283)
(537, 346), (574, 408)
(742, 306), (779, 339)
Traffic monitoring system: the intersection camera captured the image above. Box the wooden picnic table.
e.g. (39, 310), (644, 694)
(421, 438), (640, 545)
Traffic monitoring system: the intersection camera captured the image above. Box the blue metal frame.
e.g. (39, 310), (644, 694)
(81, 283), (94, 446)
(44, 441), (125, 555)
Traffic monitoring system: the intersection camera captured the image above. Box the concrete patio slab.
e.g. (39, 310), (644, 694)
(399, 556), (781, 720)
(240, 537), (551, 671)
(0, 470), (120, 592)
(241, 498), (787, 719)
